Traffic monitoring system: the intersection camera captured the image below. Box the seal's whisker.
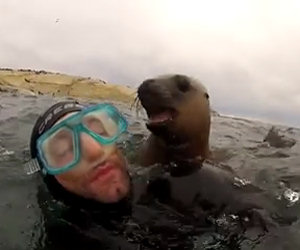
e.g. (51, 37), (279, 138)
(130, 94), (143, 118)
(135, 98), (142, 118)
(130, 94), (139, 111)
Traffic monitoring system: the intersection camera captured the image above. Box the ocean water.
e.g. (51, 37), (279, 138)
(0, 91), (300, 250)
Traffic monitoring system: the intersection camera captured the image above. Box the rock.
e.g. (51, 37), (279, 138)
(211, 109), (220, 117)
(263, 126), (296, 148)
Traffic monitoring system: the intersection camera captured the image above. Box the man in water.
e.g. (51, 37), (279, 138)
(27, 100), (198, 250)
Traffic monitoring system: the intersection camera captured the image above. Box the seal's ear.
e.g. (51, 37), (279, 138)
(174, 74), (190, 93)
(204, 93), (209, 99)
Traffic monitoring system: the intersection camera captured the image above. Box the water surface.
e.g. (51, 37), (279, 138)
(0, 92), (300, 249)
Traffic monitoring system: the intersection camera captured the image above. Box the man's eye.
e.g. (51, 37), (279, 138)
(86, 119), (108, 136)
(56, 147), (72, 158)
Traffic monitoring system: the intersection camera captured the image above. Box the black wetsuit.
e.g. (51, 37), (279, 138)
(35, 162), (297, 250)
(36, 165), (201, 250)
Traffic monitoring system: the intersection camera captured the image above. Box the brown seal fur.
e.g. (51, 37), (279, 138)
(137, 74), (211, 166)
(136, 75), (296, 231)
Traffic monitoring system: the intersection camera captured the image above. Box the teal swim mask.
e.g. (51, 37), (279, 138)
(32, 103), (127, 175)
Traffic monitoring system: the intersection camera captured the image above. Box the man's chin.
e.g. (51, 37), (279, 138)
(90, 181), (130, 204)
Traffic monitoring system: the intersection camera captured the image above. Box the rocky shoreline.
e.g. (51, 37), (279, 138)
(0, 68), (136, 103)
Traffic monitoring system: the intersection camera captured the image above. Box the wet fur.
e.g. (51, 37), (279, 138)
(137, 74), (211, 166)
(135, 74), (289, 232)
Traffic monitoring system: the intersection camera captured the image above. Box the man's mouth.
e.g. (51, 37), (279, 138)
(90, 161), (115, 183)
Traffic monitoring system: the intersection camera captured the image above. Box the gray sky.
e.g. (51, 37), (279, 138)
(1, 0), (300, 127)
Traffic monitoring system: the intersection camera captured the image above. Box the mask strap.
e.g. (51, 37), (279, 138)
(24, 158), (41, 175)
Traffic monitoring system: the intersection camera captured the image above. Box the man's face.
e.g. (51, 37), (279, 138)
(50, 113), (131, 203)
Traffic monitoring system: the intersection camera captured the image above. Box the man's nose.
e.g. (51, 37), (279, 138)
(80, 133), (104, 161)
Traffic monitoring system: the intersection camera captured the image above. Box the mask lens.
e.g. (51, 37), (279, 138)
(82, 109), (120, 138)
(41, 127), (75, 169)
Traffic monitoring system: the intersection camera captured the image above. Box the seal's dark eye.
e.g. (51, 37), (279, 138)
(174, 75), (190, 92)
(204, 93), (209, 99)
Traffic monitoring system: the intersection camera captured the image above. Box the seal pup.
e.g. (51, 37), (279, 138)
(136, 75), (298, 233)
(137, 74), (211, 166)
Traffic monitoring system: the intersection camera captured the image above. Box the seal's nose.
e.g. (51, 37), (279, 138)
(137, 79), (155, 98)
(137, 79), (159, 109)
(137, 78), (174, 115)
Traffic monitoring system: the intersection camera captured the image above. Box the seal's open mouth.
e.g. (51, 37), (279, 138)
(146, 108), (178, 126)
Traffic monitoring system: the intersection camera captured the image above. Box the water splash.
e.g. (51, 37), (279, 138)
(233, 177), (251, 187)
(282, 188), (300, 207)
(0, 145), (14, 161)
